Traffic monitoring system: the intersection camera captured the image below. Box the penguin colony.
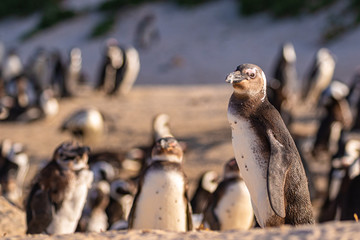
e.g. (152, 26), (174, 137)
(1, 39), (360, 236)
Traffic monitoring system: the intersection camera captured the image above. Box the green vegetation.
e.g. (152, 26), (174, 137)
(236, 0), (336, 17)
(21, 3), (76, 40)
(0, 0), (54, 19)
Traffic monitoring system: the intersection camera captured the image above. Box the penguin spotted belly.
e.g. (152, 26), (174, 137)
(228, 112), (274, 228)
(46, 170), (93, 234)
(214, 181), (254, 230)
(133, 170), (187, 231)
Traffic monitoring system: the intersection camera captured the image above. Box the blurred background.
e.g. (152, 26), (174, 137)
(0, 0), (359, 86)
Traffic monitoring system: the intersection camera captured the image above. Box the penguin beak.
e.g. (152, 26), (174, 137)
(225, 72), (247, 83)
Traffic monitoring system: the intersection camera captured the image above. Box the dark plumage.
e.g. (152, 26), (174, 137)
(26, 141), (93, 234)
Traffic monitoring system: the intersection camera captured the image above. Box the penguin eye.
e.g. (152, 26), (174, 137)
(245, 69), (256, 79)
(249, 72), (256, 79)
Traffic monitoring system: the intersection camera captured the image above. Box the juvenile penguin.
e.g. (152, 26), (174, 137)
(128, 136), (193, 231)
(226, 63), (314, 227)
(190, 170), (219, 214)
(202, 158), (253, 231)
(26, 141), (93, 234)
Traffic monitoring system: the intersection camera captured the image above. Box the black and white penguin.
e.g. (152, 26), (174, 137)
(77, 180), (110, 232)
(202, 158), (254, 231)
(60, 108), (105, 144)
(96, 39), (140, 96)
(2, 49), (23, 83)
(0, 139), (29, 206)
(128, 136), (193, 231)
(226, 63), (314, 227)
(107, 178), (137, 230)
(301, 48), (336, 106)
(190, 170), (218, 214)
(64, 48), (86, 97)
(312, 80), (352, 158)
(268, 42), (298, 126)
(26, 141), (93, 234)
(318, 135), (360, 222)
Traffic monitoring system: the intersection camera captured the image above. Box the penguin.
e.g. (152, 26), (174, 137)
(202, 158), (254, 230)
(60, 108), (105, 144)
(77, 180), (110, 232)
(268, 42), (298, 126)
(26, 141), (93, 234)
(2, 49), (23, 83)
(190, 170), (219, 214)
(0, 139), (29, 206)
(134, 13), (160, 50)
(301, 48), (336, 106)
(65, 48), (86, 97)
(318, 135), (360, 222)
(128, 136), (193, 231)
(347, 68), (360, 131)
(106, 178), (137, 230)
(96, 39), (140, 96)
(312, 80), (352, 158)
(226, 63), (314, 227)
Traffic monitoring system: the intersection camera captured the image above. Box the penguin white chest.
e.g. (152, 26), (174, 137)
(227, 112), (274, 227)
(46, 170), (93, 234)
(132, 170), (187, 231)
(214, 181), (254, 230)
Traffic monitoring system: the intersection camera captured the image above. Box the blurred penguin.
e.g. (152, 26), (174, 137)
(318, 135), (360, 222)
(96, 39), (140, 96)
(107, 178), (137, 230)
(202, 158), (254, 231)
(347, 68), (360, 132)
(2, 49), (23, 83)
(134, 13), (160, 50)
(268, 42), (298, 126)
(65, 48), (86, 97)
(0, 139), (29, 206)
(190, 171), (219, 214)
(312, 81), (352, 159)
(302, 48), (336, 106)
(77, 180), (110, 232)
(60, 108), (105, 144)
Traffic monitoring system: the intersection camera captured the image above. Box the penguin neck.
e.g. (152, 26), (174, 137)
(229, 91), (265, 116)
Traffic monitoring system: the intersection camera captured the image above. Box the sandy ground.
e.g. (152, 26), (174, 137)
(0, 0), (360, 238)
(0, 85), (355, 239)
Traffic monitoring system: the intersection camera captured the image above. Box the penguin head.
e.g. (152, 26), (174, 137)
(90, 161), (116, 182)
(223, 158), (240, 179)
(110, 178), (137, 199)
(226, 63), (267, 101)
(150, 136), (183, 164)
(54, 141), (90, 171)
(200, 171), (218, 193)
(282, 42), (296, 63)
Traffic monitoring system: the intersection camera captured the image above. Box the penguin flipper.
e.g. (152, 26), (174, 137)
(26, 188), (53, 234)
(266, 129), (291, 219)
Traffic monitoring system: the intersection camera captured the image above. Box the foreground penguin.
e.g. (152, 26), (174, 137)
(226, 63), (314, 227)
(128, 136), (193, 231)
(26, 141), (93, 234)
(202, 158), (253, 230)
